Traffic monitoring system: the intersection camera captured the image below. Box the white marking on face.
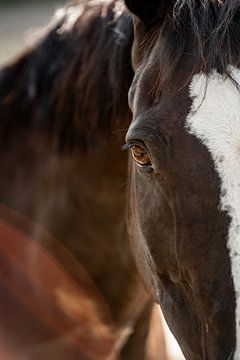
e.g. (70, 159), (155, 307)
(186, 68), (240, 359)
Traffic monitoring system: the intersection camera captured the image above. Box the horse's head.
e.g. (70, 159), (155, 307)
(124, 0), (240, 358)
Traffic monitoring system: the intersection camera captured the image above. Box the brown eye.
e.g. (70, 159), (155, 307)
(130, 145), (152, 167)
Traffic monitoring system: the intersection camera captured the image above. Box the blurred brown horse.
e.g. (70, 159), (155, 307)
(0, 1), (168, 359)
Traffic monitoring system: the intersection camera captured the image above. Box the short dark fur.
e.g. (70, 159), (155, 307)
(0, 0), (133, 151)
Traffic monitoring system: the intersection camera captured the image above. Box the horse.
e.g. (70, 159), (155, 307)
(123, 0), (240, 358)
(0, 0), (169, 358)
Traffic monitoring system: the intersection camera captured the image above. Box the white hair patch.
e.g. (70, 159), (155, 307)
(186, 68), (240, 359)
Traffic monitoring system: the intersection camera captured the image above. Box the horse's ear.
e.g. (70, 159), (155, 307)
(124, 0), (172, 24)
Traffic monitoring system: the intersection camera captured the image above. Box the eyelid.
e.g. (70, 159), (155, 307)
(125, 125), (159, 146)
(126, 127), (171, 162)
(125, 139), (149, 151)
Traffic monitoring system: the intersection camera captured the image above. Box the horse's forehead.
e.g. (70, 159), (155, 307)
(186, 68), (240, 358)
(186, 69), (240, 179)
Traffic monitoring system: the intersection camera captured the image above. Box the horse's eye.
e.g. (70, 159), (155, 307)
(130, 145), (152, 167)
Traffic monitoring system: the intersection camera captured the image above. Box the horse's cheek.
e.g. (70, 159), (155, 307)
(128, 170), (176, 298)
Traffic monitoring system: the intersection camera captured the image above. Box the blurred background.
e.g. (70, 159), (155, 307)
(0, 0), (64, 65)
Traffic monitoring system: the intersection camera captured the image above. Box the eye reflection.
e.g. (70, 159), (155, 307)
(130, 145), (152, 166)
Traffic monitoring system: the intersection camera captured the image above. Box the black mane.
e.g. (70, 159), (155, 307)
(0, 0), (133, 151)
(174, 0), (240, 73)
(151, 0), (240, 91)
